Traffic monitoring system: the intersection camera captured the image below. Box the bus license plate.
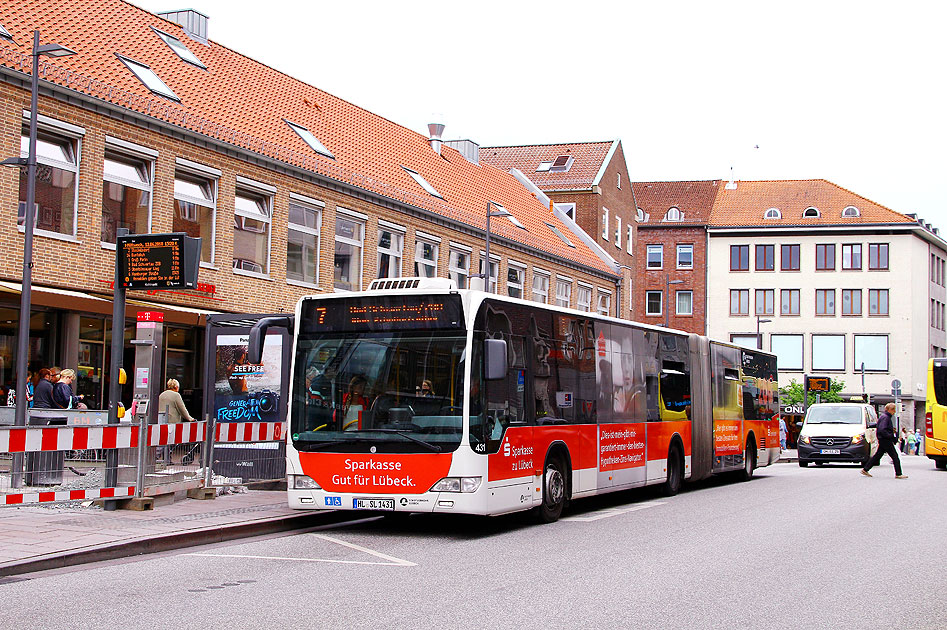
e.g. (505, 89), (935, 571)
(820, 449), (841, 455)
(354, 498), (395, 511)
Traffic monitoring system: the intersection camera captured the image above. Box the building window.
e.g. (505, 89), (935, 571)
(755, 244), (775, 271)
(677, 244), (693, 269)
(676, 290), (693, 316)
(816, 289), (836, 315)
(764, 207), (781, 220)
(602, 208), (609, 239)
(626, 225), (634, 254)
(413, 239), (437, 278)
(665, 207), (682, 221)
(868, 243), (889, 270)
(233, 184), (273, 275)
(771, 334), (803, 371)
(287, 197), (322, 285)
(532, 272), (549, 303)
(19, 125), (79, 238)
(577, 285), (592, 312)
(173, 168), (216, 263)
(731, 335), (759, 350)
(449, 248), (469, 288)
(597, 291), (612, 316)
(478, 257), (499, 293)
(377, 229), (404, 279)
(507, 265), (525, 299)
(101, 147), (152, 244)
(730, 289), (749, 315)
(842, 243), (862, 270)
(803, 207), (820, 218)
(118, 55), (179, 101)
(781, 244), (800, 271)
(730, 245), (749, 271)
(755, 289), (775, 315)
(780, 289), (800, 315)
(841, 289), (862, 315)
(646, 291), (663, 316)
(334, 215), (364, 291)
(615, 216), (621, 248)
(617, 172), (621, 189)
(812, 334), (845, 371)
(555, 278), (572, 308)
(647, 245), (663, 269)
(554, 202), (575, 220)
(869, 289), (889, 316)
(854, 335), (888, 371)
(842, 206), (860, 218)
(815, 244), (835, 270)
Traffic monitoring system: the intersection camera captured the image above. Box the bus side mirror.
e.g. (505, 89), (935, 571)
(484, 338), (508, 381)
(248, 316), (294, 364)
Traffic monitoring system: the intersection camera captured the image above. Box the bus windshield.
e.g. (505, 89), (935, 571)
(291, 328), (467, 453)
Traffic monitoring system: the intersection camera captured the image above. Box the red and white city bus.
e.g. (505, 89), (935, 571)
(248, 278), (779, 523)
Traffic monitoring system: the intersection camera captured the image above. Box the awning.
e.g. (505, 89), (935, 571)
(0, 281), (221, 326)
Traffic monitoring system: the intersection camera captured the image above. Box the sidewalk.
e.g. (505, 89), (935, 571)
(779, 448), (798, 462)
(0, 490), (337, 578)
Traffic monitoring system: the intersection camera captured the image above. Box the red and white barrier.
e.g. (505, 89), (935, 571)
(0, 485), (136, 506)
(214, 421), (284, 443)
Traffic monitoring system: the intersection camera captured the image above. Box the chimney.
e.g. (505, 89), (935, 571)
(428, 122), (445, 155)
(157, 9), (209, 43)
(443, 139), (479, 165)
(725, 166), (737, 190)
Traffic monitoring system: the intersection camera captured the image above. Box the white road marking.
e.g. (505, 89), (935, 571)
(185, 533), (416, 567)
(562, 501), (666, 522)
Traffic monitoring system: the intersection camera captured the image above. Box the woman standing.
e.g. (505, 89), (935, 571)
(53, 369), (84, 409)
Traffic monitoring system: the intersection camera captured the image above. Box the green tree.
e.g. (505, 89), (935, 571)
(779, 378), (846, 405)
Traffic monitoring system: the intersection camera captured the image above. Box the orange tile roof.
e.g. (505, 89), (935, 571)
(479, 142), (615, 191)
(709, 179), (917, 227)
(0, 0), (614, 275)
(632, 180), (720, 225)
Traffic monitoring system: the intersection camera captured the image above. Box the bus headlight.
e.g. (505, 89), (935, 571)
(851, 433), (864, 445)
(800, 435), (811, 444)
(293, 475), (321, 490)
(430, 477), (482, 493)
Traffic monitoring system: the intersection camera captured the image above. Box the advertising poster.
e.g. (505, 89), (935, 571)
(214, 334), (283, 422)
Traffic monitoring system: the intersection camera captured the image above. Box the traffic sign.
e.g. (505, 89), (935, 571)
(891, 378), (901, 390)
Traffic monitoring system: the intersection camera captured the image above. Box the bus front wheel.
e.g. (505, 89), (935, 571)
(537, 455), (566, 523)
(739, 441), (756, 481)
(935, 458), (947, 470)
(661, 445), (683, 496)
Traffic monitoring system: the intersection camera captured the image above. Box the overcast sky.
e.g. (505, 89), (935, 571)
(134, 0), (947, 229)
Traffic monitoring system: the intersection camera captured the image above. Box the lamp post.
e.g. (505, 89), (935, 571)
(664, 274), (683, 328)
(474, 200), (523, 293)
(756, 314), (772, 349)
(3, 31), (75, 486)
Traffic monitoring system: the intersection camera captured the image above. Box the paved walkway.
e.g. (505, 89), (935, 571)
(0, 448), (805, 577)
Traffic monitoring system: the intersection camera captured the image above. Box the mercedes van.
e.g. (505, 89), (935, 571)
(797, 403), (878, 467)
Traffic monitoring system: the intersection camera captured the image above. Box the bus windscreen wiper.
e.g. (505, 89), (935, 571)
(370, 429), (442, 452)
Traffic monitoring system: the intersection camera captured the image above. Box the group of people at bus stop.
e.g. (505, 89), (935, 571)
(4, 367), (86, 410)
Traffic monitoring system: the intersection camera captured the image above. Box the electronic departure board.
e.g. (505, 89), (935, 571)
(301, 295), (464, 333)
(117, 233), (201, 289)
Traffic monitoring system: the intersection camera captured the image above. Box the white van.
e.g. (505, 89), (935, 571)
(797, 403), (878, 467)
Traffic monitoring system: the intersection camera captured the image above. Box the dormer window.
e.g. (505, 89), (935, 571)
(764, 207), (781, 220)
(536, 161), (553, 172)
(285, 120), (334, 159)
(842, 206), (860, 218)
(803, 207), (820, 218)
(664, 206), (682, 222)
(402, 166), (443, 199)
(153, 27), (206, 69)
(636, 207), (646, 222)
(117, 55), (179, 101)
(549, 155), (573, 172)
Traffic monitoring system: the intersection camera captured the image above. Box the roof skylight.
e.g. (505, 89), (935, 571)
(152, 27), (206, 69)
(545, 222), (575, 248)
(549, 155), (573, 172)
(536, 161), (553, 172)
(402, 167), (443, 199)
(0, 23), (12, 40)
(117, 55), (179, 101)
(492, 202), (526, 229)
(285, 120), (334, 159)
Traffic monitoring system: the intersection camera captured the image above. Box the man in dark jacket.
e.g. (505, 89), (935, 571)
(862, 402), (907, 478)
(31, 368), (58, 409)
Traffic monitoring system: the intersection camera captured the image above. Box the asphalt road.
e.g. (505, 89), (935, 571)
(2, 455), (945, 629)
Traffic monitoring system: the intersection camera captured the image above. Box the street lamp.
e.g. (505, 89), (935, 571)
(664, 274), (683, 327)
(3, 32), (75, 468)
(756, 314), (772, 349)
(472, 200), (524, 293)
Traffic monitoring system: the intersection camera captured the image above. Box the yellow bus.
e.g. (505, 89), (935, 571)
(925, 358), (947, 469)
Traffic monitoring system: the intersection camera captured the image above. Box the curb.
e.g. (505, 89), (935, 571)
(0, 509), (349, 578)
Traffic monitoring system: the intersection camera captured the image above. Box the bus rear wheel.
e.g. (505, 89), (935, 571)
(537, 455), (566, 523)
(935, 458), (947, 470)
(661, 445), (683, 496)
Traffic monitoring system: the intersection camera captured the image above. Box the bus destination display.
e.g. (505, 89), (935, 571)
(302, 295), (463, 333)
(118, 234), (186, 289)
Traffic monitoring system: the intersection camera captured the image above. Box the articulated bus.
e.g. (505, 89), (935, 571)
(249, 277), (779, 522)
(925, 358), (947, 469)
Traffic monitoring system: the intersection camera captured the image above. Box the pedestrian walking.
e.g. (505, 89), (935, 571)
(779, 417), (788, 450)
(906, 429), (917, 456)
(861, 402), (907, 478)
(914, 429), (922, 456)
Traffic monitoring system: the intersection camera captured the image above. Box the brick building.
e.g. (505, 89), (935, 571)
(479, 141), (636, 318)
(631, 180), (719, 334)
(0, 0), (618, 410)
